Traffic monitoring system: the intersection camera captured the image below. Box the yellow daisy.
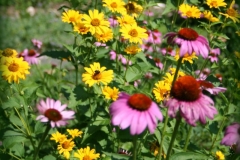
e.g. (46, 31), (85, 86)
(50, 131), (68, 143)
(82, 62), (114, 87)
(117, 14), (137, 27)
(120, 24), (148, 44)
(124, 1), (143, 17)
(57, 139), (75, 159)
(153, 80), (171, 102)
(103, 0), (127, 14)
(74, 146), (100, 160)
(164, 68), (185, 84)
(124, 45), (141, 55)
(0, 48), (18, 64)
(94, 28), (113, 43)
(179, 3), (201, 18)
(219, 0), (240, 23)
(73, 21), (90, 34)
(203, 10), (220, 22)
(206, 0), (227, 8)
(174, 48), (198, 63)
(0, 57), (30, 83)
(82, 9), (110, 35)
(102, 86), (120, 101)
(215, 151), (225, 160)
(67, 129), (83, 139)
(62, 9), (82, 24)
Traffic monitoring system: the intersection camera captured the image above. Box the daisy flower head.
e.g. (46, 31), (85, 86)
(117, 14), (137, 27)
(50, 131), (67, 143)
(215, 151), (225, 160)
(166, 75), (217, 126)
(221, 123), (240, 153)
(73, 21), (90, 35)
(124, 1), (143, 17)
(153, 80), (171, 102)
(62, 9), (82, 24)
(82, 62), (114, 87)
(94, 27), (113, 43)
(179, 3), (201, 18)
(203, 10), (220, 22)
(57, 139), (75, 159)
(109, 92), (163, 135)
(67, 129), (83, 139)
(206, 0), (227, 8)
(102, 86), (120, 101)
(21, 49), (40, 65)
(103, 0), (127, 14)
(124, 44), (142, 55)
(120, 24), (148, 44)
(164, 28), (210, 58)
(0, 48), (18, 64)
(74, 146), (100, 160)
(36, 98), (75, 128)
(174, 48), (198, 64)
(0, 57), (30, 83)
(219, 0), (240, 23)
(82, 9), (110, 35)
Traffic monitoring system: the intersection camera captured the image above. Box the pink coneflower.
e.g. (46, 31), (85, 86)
(134, 79), (141, 87)
(209, 48), (220, 63)
(109, 16), (118, 27)
(221, 123), (240, 153)
(32, 39), (42, 49)
(195, 68), (210, 80)
(110, 92), (163, 135)
(21, 49), (40, 65)
(164, 28), (210, 58)
(145, 72), (153, 79)
(145, 30), (162, 44)
(166, 75), (217, 126)
(109, 51), (132, 65)
(36, 98), (75, 128)
(161, 47), (176, 56)
(142, 43), (154, 53)
(154, 58), (163, 70)
(198, 80), (226, 95)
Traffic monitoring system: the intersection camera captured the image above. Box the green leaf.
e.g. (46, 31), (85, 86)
(40, 50), (72, 59)
(3, 130), (24, 137)
(2, 95), (25, 109)
(11, 143), (24, 157)
(170, 152), (209, 160)
(43, 155), (57, 160)
(3, 136), (26, 148)
(125, 66), (142, 82)
(102, 151), (131, 160)
(162, 0), (177, 16)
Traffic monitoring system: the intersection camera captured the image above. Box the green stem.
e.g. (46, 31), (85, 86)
(171, 57), (183, 87)
(166, 116), (182, 160)
(74, 64), (79, 85)
(132, 136), (138, 160)
(183, 126), (192, 151)
(124, 56), (131, 83)
(33, 124), (51, 160)
(196, 59), (208, 78)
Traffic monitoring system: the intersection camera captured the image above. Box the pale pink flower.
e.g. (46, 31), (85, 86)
(209, 48), (220, 63)
(21, 49), (40, 65)
(161, 47), (176, 56)
(32, 39), (42, 49)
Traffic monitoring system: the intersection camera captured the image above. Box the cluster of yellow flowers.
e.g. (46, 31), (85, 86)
(50, 129), (100, 160)
(0, 48), (30, 83)
(179, 0), (240, 23)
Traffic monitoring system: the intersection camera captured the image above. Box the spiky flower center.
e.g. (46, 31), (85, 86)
(198, 80), (214, 88)
(44, 109), (62, 122)
(125, 3), (135, 11)
(128, 93), (152, 111)
(171, 75), (201, 101)
(3, 48), (14, 57)
(91, 18), (100, 26)
(83, 156), (91, 160)
(8, 62), (19, 72)
(92, 70), (102, 80)
(111, 2), (117, 8)
(210, 1), (217, 7)
(69, 17), (76, 22)
(227, 8), (238, 17)
(28, 50), (36, 56)
(178, 28), (199, 40)
(62, 141), (71, 149)
(129, 29), (138, 37)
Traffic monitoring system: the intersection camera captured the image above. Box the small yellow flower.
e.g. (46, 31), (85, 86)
(0, 48), (18, 64)
(67, 129), (83, 139)
(153, 80), (171, 102)
(74, 146), (100, 160)
(203, 10), (220, 22)
(62, 9), (82, 24)
(215, 151), (225, 160)
(179, 3), (201, 18)
(206, 0), (227, 8)
(94, 28), (113, 43)
(73, 22), (90, 34)
(164, 68), (185, 84)
(50, 131), (68, 143)
(103, 0), (127, 14)
(124, 45), (141, 55)
(150, 141), (166, 158)
(174, 48), (198, 64)
(124, 1), (143, 17)
(117, 15), (137, 27)
(102, 86), (120, 101)
(57, 139), (75, 159)
(219, 0), (240, 23)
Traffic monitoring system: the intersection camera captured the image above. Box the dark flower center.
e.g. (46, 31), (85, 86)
(198, 80), (214, 88)
(125, 3), (135, 11)
(129, 29), (138, 37)
(128, 93), (152, 111)
(28, 49), (36, 56)
(44, 108), (62, 122)
(227, 8), (237, 17)
(111, 2), (117, 8)
(83, 156), (91, 160)
(91, 18), (100, 26)
(8, 62), (19, 72)
(178, 28), (199, 40)
(92, 70), (102, 80)
(171, 75), (201, 101)
(62, 141), (71, 149)
(2, 48), (14, 57)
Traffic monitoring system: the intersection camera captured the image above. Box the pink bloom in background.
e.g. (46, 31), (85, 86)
(221, 123), (240, 153)
(154, 58), (163, 69)
(166, 75), (217, 126)
(144, 10), (154, 17)
(209, 48), (220, 62)
(134, 79), (141, 87)
(21, 49), (40, 65)
(198, 80), (227, 95)
(164, 28), (210, 58)
(145, 30), (162, 44)
(145, 72), (153, 79)
(142, 43), (153, 53)
(161, 47), (176, 56)
(32, 39), (42, 49)
(36, 98), (75, 128)
(195, 68), (211, 80)
(109, 50), (132, 65)
(110, 92), (163, 135)
(109, 16), (118, 27)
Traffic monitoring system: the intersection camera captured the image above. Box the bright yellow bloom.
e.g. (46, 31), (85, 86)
(164, 68), (185, 84)
(179, 3), (201, 18)
(94, 28), (113, 43)
(57, 139), (75, 159)
(124, 45), (141, 55)
(82, 9), (110, 35)
(74, 146), (100, 160)
(0, 48), (18, 64)
(117, 15), (137, 27)
(174, 48), (198, 63)
(62, 9), (82, 24)
(67, 129), (83, 139)
(82, 62), (114, 87)
(50, 131), (67, 143)
(103, 0), (127, 14)
(153, 80), (171, 102)
(120, 24), (148, 44)
(215, 151), (225, 160)
(206, 0), (227, 8)
(0, 57), (30, 83)
(203, 10), (220, 22)
(124, 1), (143, 17)
(102, 86), (120, 101)
(219, 0), (240, 23)
(73, 21), (90, 34)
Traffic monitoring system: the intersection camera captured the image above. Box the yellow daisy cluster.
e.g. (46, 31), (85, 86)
(179, 3), (201, 18)
(0, 48), (30, 83)
(219, 0), (240, 23)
